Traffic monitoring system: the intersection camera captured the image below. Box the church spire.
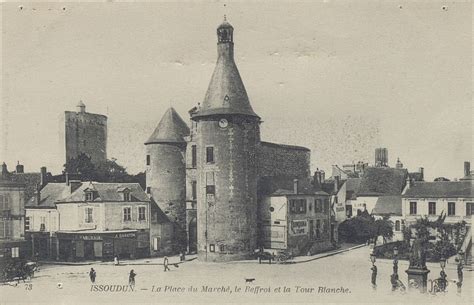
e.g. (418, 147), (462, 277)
(192, 18), (259, 119)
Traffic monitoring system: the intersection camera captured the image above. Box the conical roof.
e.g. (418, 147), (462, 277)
(192, 20), (259, 119)
(145, 108), (190, 144)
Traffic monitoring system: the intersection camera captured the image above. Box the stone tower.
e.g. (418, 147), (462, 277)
(64, 101), (107, 165)
(191, 18), (261, 262)
(145, 107), (190, 251)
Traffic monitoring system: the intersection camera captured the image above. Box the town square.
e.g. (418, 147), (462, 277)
(0, 2), (472, 304)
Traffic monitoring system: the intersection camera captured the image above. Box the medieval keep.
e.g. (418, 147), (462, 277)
(65, 101), (108, 165)
(146, 18), (333, 262)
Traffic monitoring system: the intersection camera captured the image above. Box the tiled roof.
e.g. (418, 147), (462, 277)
(321, 179), (346, 195)
(373, 196), (402, 215)
(57, 182), (150, 203)
(145, 107), (190, 144)
(192, 22), (259, 119)
(258, 176), (328, 197)
(345, 178), (361, 199)
(260, 141), (310, 152)
(26, 183), (70, 208)
(150, 198), (170, 223)
(357, 167), (408, 196)
(403, 181), (474, 198)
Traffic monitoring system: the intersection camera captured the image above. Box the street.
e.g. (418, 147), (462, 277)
(1, 246), (472, 304)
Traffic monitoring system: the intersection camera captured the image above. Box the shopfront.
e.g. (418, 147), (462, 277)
(57, 230), (149, 261)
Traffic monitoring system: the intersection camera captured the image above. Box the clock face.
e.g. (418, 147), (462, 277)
(219, 118), (228, 128)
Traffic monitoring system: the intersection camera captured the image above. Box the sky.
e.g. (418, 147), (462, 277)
(0, 1), (472, 181)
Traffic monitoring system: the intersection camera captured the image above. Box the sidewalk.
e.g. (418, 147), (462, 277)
(224, 243), (367, 265)
(38, 254), (197, 267)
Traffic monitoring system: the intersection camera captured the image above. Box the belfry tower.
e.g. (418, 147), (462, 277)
(191, 18), (261, 261)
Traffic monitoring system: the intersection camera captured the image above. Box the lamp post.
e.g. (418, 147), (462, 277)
(370, 252), (377, 290)
(391, 246), (399, 291)
(456, 251), (464, 293)
(438, 257), (447, 292)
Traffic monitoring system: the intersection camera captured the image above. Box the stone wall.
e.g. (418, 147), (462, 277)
(257, 141), (311, 179)
(65, 111), (107, 164)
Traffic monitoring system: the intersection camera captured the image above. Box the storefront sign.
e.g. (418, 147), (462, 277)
(290, 220), (307, 236)
(81, 235), (102, 241)
(114, 232), (136, 239)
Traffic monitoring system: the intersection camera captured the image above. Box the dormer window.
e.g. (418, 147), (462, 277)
(85, 191), (93, 201)
(123, 191), (130, 202)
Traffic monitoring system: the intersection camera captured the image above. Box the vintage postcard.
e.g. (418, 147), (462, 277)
(0, 1), (472, 304)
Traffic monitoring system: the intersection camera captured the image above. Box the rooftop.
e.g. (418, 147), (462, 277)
(357, 167), (408, 196)
(373, 196), (402, 216)
(403, 181), (474, 198)
(145, 107), (190, 144)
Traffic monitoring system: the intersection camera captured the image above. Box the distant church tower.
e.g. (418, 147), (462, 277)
(145, 107), (190, 250)
(65, 101), (107, 165)
(191, 18), (261, 262)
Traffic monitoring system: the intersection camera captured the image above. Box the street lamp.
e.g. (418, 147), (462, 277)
(456, 251), (464, 293)
(370, 253), (377, 289)
(391, 246), (400, 291)
(438, 257), (447, 292)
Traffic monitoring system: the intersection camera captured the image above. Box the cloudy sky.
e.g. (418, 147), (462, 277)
(1, 1), (472, 181)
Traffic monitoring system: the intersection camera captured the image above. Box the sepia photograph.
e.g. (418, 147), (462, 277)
(0, 1), (472, 304)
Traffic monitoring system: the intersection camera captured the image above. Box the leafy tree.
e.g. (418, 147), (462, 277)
(338, 215), (393, 244)
(373, 218), (394, 245)
(63, 153), (145, 188)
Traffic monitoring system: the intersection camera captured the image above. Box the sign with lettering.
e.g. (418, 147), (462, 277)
(114, 232), (136, 239)
(290, 220), (307, 236)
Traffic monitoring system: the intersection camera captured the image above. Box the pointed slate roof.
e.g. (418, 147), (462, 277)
(192, 20), (259, 119)
(145, 108), (190, 145)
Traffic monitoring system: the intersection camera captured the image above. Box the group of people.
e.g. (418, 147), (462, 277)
(87, 255), (179, 285)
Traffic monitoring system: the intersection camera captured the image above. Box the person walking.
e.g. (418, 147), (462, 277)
(129, 270), (136, 286)
(371, 264), (377, 289)
(89, 268), (96, 283)
(163, 256), (171, 272)
(114, 256), (119, 266)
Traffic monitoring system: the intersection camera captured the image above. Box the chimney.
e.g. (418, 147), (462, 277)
(321, 171), (325, 182)
(40, 166), (47, 187)
(464, 161), (470, 177)
(334, 176), (340, 193)
(293, 179), (298, 195)
(419, 167), (424, 181)
(69, 180), (82, 193)
(313, 170), (321, 186)
(1, 162), (8, 179)
(36, 183), (41, 205)
(16, 161), (24, 173)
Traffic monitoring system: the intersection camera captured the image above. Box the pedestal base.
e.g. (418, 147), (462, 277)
(405, 268), (430, 293)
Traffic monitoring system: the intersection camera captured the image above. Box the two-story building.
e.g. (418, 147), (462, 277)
(258, 177), (333, 256)
(0, 163), (28, 260)
(26, 180), (172, 261)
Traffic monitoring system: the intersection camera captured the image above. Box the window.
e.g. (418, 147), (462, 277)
(191, 145), (197, 168)
(409, 202), (417, 215)
(146, 155), (150, 166)
(85, 191), (93, 201)
(395, 220), (401, 231)
(0, 220), (12, 238)
(448, 202), (456, 216)
(146, 187), (151, 194)
(0, 194), (9, 210)
(315, 199), (322, 213)
(24, 217), (30, 231)
(219, 244), (225, 252)
(289, 199), (307, 214)
(191, 181), (197, 200)
(123, 207), (131, 221)
(138, 207), (146, 221)
(323, 199), (329, 214)
(209, 244), (215, 252)
(428, 202), (436, 215)
(206, 146), (214, 163)
(467, 202), (474, 216)
(85, 208), (93, 223)
(316, 220), (321, 239)
(309, 202), (312, 212)
(123, 191), (130, 202)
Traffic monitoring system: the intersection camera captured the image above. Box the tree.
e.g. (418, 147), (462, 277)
(373, 218), (394, 245)
(63, 154), (145, 188)
(434, 177), (450, 182)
